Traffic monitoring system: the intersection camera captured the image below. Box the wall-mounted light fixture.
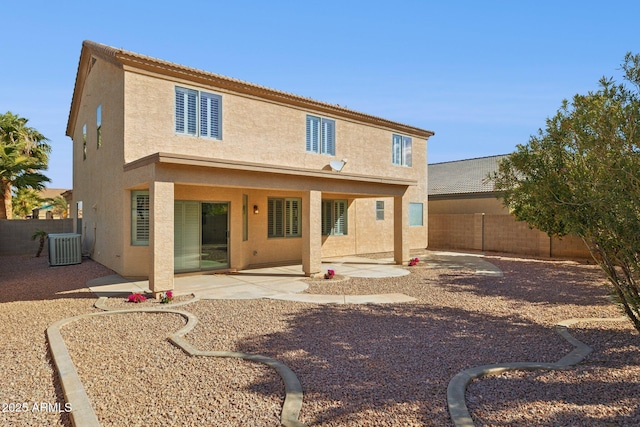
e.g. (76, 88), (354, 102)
(253, 205), (259, 214)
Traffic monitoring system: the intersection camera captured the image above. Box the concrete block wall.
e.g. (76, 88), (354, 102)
(428, 214), (591, 259)
(0, 219), (75, 256)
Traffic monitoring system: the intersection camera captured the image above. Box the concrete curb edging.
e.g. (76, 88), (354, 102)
(446, 316), (628, 427)
(47, 300), (306, 427)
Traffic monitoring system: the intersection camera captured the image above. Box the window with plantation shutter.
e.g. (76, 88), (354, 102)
(392, 134), (412, 166)
(286, 199), (300, 237)
(131, 191), (149, 245)
(306, 115), (335, 155)
(306, 115), (319, 152)
(268, 198), (284, 238)
(175, 87), (221, 139)
(200, 92), (222, 139)
(322, 199), (347, 235)
(268, 198), (301, 238)
(321, 200), (333, 235)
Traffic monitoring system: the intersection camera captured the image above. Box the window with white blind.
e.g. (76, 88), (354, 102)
(268, 198), (301, 238)
(175, 87), (222, 139)
(392, 134), (412, 166)
(131, 191), (149, 245)
(306, 115), (335, 155)
(322, 200), (347, 235)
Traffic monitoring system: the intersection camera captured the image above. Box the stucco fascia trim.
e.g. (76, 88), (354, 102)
(124, 152), (418, 187)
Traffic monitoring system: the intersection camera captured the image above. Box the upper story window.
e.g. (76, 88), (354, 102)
(82, 124), (87, 160)
(96, 104), (102, 149)
(175, 87), (222, 139)
(392, 134), (412, 167)
(306, 115), (335, 155)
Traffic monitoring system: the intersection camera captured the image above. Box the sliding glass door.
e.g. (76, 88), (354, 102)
(174, 201), (229, 272)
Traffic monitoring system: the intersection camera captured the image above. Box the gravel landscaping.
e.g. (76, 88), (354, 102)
(1, 253), (639, 426)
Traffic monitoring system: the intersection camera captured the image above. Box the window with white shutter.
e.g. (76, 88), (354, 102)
(268, 198), (301, 238)
(175, 87), (221, 139)
(306, 115), (335, 155)
(322, 199), (347, 235)
(131, 191), (149, 245)
(200, 92), (222, 139)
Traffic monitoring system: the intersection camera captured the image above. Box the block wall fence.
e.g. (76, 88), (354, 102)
(428, 213), (591, 259)
(0, 219), (75, 256)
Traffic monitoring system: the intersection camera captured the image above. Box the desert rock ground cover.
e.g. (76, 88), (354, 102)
(0, 253), (638, 426)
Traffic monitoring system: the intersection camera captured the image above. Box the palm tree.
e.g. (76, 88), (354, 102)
(12, 187), (42, 218)
(49, 195), (68, 219)
(31, 229), (48, 257)
(0, 112), (51, 219)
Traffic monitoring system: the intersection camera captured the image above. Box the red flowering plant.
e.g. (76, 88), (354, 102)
(160, 291), (174, 304)
(408, 257), (419, 266)
(324, 269), (335, 279)
(127, 292), (147, 303)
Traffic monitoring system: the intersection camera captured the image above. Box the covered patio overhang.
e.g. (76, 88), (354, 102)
(123, 152), (417, 295)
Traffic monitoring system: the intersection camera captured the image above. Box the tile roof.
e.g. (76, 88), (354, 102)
(428, 154), (508, 196)
(68, 41), (435, 140)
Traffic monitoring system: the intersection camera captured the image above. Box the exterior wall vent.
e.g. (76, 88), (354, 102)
(48, 233), (82, 266)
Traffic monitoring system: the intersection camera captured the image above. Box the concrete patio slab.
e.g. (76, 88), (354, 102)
(86, 252), (502, 303)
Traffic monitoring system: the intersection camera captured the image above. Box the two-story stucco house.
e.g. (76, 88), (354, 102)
(66, 41), (434, 295)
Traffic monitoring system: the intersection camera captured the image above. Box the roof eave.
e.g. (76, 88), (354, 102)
(72, 41), (435, 139)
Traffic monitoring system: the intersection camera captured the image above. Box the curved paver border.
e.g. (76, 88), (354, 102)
(447, 316), (629, 427)
(47, 302), (306, 427)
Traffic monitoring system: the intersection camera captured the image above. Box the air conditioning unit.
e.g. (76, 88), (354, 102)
(48, 233), (82, 266)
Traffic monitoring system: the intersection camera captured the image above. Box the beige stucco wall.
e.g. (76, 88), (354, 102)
(122, 71), (426, 183)
(72, 54), (429, 278)
(121, 187), (425, 277)
(428, 196), (507, 215)
(70, 57), (128, 275)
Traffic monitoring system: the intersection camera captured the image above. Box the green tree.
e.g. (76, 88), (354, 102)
(49, 195), (68, 218)
(492, 53), (640, 332)
(12, 187), (42, 218)
(0, 112), (51, 219)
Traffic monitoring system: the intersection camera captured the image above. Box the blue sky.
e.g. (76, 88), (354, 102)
(2, 0), (639, 189)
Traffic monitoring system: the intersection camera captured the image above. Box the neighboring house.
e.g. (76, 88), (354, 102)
(65, 41), (434, 294)
(32, 188), (71, 219)
(428, 154), (589, 258)
(428, 155), (508, 214)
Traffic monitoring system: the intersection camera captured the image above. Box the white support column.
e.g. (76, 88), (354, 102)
(394, 193), (410, 265)
(149, 181), (174, 295)
(302, 190), (322, 277)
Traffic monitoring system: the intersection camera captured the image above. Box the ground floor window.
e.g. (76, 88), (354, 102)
(409, 202), (423, 226)
(131, 191), (149, 245)
(268, 198), (301, 238)
(322, 199), (348, 235)
(376, 200), (385, 220)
